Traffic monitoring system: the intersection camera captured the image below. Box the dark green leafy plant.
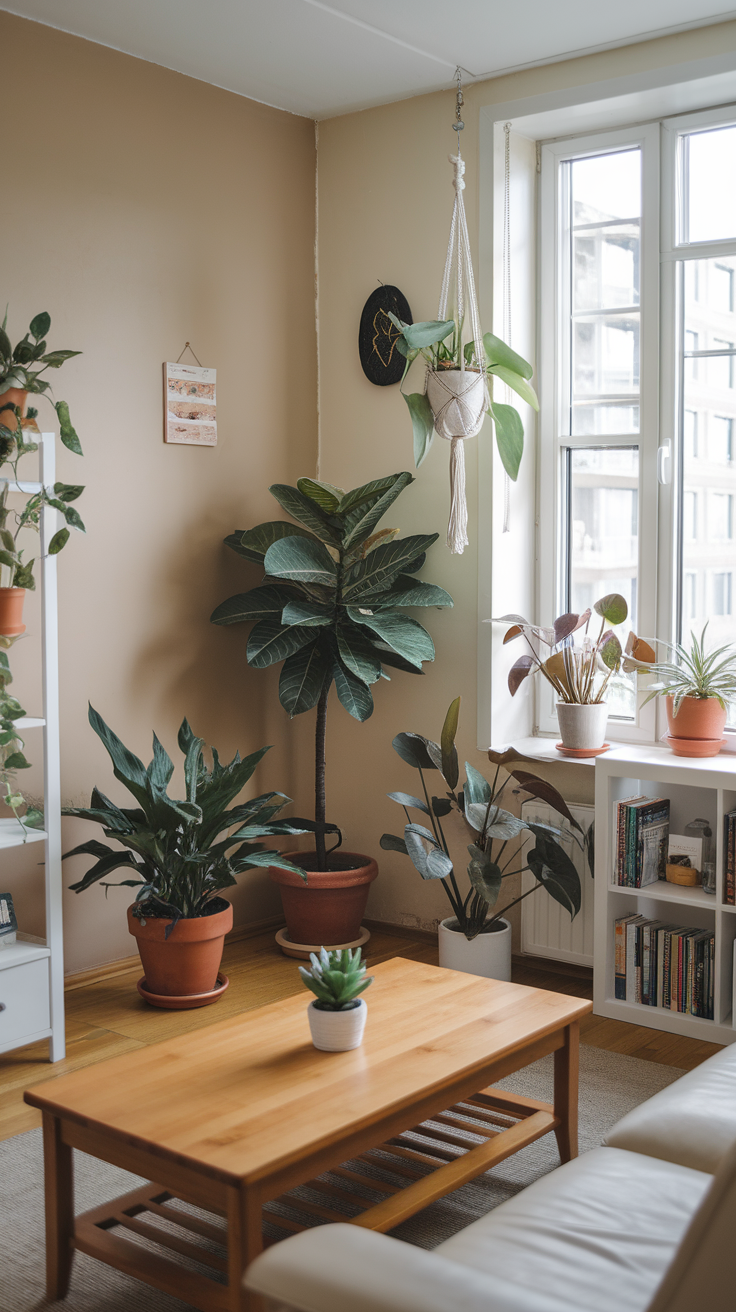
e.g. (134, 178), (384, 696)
(298, 946), (373, 1011)
(381, 697), (582, 940)
(211, 472), (452, 870)
(63, 705), (308, 925)
(0, 481), (84, 590)
(389, 315), (539, 480)
(0, 641), (43, 827)
(0, 310), (82, 456)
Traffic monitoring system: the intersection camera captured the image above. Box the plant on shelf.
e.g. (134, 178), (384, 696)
(381, 697), (582, 979)
(389, 316), (539, 480)
(211, 470), (452, 950)
(632, 623), (736, 755)
(0, 480), (84, 595)
(62, 705), (307, 1007)
(0, 310), (82, 456)
(0, 641), (43, 828)
(497, 593), (629, 753)
(299, 946), (373, 1051)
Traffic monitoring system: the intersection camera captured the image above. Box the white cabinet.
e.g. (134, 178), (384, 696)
(594, 744), (736, 1046)
(0, 434), (65, 1061)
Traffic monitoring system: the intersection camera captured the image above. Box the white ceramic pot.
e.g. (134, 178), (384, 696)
(425, 369), (487, 441)
(556, 701), (608, 751)
(438, 917), (512, 981)
(307, 998), (367, 1051)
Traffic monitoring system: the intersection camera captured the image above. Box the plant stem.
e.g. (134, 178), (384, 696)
(315, 678), (329, 871)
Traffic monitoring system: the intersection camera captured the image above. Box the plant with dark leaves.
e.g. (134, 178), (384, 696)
(299, 946), (373, 1011)
(0, 309), (82, 456)
(381, 697), (582, 940)
(495, 593), (629, 705)
(211, 472), (452, 870)
(63, 705), (307, 926)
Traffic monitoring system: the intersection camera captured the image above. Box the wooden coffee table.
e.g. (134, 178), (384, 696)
(26, 957), (591, 1312)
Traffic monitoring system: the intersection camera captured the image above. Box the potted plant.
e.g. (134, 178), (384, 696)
(0, 639), (43, 829)
(389, 316), (538, 480)
(0, 310), (82, 453)
(299, 946), (373, 1051)
(211, 471), (452, 951)
(63, 705), (307, 1008)
(381, 698), (582, 980)
(0, 480), (84, 635)
(635, 624), (736, 756)
(497, 593), (629, 755)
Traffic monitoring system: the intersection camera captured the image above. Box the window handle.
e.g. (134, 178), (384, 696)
(657, 441), (672, 485)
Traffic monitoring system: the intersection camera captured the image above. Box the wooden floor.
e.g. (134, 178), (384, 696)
(0, 923), (723, 1144)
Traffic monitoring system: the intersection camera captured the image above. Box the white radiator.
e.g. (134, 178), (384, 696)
(520, 801), (594, 967)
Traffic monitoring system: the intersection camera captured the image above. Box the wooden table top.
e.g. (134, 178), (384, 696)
(26, 957), (591, 1186)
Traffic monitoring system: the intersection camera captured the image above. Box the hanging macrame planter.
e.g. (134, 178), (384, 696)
(392, 77), (538, 555)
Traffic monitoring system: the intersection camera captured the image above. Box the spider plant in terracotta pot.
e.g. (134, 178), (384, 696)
(63, 706), (307, 1008)
(635, 625), (736, 756)
(496, 593), (629, 755)
(211, 471), (452, 951)
(381, 697), (582, 980)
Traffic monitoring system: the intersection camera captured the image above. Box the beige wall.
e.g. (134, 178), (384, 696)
(0, 12), (318, 972)
(315, 19), (736, 944)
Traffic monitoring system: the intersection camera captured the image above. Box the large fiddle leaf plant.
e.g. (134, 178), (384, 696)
(63, 706), (307, 924)
(381, 697), (582, 940)
(211, 472), (452, 870)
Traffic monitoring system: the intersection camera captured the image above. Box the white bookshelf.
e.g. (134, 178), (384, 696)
(0, 434), (65, 1060)
(594, 744), (736, 1046)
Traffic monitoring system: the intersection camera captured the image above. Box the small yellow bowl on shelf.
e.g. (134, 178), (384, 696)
(665, 863), (700, 887)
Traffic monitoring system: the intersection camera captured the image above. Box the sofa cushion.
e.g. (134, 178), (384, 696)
(604, 1043), (736, 1173)
(435, 1146), (710, 1312)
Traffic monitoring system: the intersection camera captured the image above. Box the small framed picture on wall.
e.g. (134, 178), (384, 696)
(163, 362), (217, 446)
(0, 891), (17, 946)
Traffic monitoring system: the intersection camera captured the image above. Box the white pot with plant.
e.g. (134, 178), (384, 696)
(299, 947), (373, 1051)
(496, 593), (630, 756)
(631, 624), (736, 757)
(381, 698), (583, 982)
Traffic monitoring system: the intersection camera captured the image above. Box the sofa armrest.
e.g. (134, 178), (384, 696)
(245, 1225), (576, 1312)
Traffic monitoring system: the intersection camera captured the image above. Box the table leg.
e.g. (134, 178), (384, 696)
(553, 1020), (579, 1163)
(227, 1184), (263, 1312)
(42, 1112), (75, 1300)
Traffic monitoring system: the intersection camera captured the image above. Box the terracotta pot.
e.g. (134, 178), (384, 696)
(0, 387), (27, 431)
(0, 588), (26, 636)
(127, 899), (233, 1005)
(269, 851), (378, 946)
(666, 695), (727, 741)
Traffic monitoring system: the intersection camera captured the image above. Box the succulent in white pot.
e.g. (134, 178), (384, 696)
(299, 947), (373, 1051)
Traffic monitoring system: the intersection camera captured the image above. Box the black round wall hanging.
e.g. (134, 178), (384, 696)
(358, 285), (413, 386)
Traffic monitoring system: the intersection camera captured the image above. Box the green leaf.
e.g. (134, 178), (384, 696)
(279, 641), (329, 716)
(53, 482), (84, 503)
(268, 484), (342, 545)
(594, 593), (628, 626)
(60, 503), (85, 532)
(337, 475), (407, 516)
(490, 402), (524, 481)
(246, 618), (316, 669)
(489, 366), (539, 411)
(225, 521), (316, 565)
(373, 644), (425, 675)
(403, 392), (435, 467)
(0, 549), (16, 569)
(296, 478), (343, 512)
(380, 832), (409, 855)
(381, 582), (453, 609)
(342, 535), (438, 600)
(54, 401), (83, 454)
(0, 326), (12, 360)
(13, 559), (35, 589)
(387, 791), (430, 815)
(440, 697), (461, 790)
(391, 732), (437, 770)
(390, 315), (455, 350)
(336, 623), (382, 684)
(480, 332), (533, 380)
(4, 750), (30, 770)
(342, 471), (414, 552)
(464, 762), (491, 807)
(48, 528), (69, 555)
(264, 536), (337, 588)
(29, 312), (51, 341)
(509, 771), (583, 833)
(426, 848), (454, 878)
(526, 831), (581, 919)
(347, 610), (434, 669)
(211, 584), (295, 625)
(281, 599), (332, 627)
(146, 733), (175, 789)
(333, 660), (374, 721)
(467, 844), (502, 904)
(600, 632), (623, 669)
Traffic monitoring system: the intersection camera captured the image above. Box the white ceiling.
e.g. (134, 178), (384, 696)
(3, 0), (736, 117)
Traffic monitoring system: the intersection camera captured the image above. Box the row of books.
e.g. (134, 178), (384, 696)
(614, 914), (714, 1018)
(725, 809), (736, 906)
(615, 796), (670, 888)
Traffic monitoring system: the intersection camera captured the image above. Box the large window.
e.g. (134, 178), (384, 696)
(540, 109), (736, 742)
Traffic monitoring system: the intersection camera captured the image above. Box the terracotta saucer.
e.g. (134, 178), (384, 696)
(275, 925), (371, 961)
(136, 972), (229, 1009)
(555, 742), (611, 759)
(665, 735), (726, 758)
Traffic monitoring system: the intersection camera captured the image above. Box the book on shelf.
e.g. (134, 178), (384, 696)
(614, 795), (670, 887)
(724, 808), (736, 906)
(613, 915), (714, 1019)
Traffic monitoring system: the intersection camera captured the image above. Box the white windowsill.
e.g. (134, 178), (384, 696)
(492, 734), (736, 768)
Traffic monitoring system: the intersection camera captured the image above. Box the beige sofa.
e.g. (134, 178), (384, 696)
(245, 1043), (736, 1312)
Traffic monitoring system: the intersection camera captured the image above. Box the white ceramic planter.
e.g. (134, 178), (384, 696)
(556, 701), (608, 751)
(425, 369), (487, 441)
(307, 998), (367, 1051)
(438, 917), (512, 981)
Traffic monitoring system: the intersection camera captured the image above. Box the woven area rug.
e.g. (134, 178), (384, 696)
(2, 1045), (682, 1312)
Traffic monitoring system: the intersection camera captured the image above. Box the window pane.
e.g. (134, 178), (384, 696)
(571, 402), (639, 436)
(573, 225), (639, 311)
(711, 416), (733, 463)
(572, 151), (641, 223)
(686, 125), (736, 243)
(568, 447), (639, 719)
(573, 315), (639, 394)
(684, 409), (699, 458)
